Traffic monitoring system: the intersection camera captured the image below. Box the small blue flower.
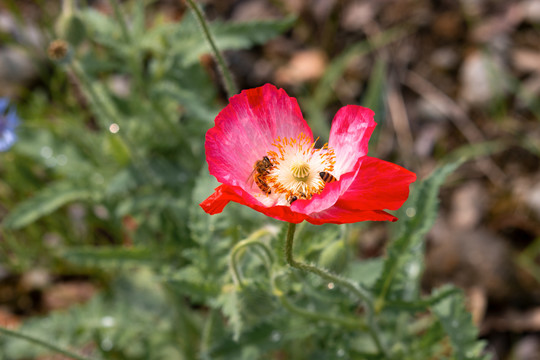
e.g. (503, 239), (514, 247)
(0, 97), (20, 152)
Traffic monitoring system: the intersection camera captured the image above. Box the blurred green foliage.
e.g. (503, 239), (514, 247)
(0, 1), (495, 359)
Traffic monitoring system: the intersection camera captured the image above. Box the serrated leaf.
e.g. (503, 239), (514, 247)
(431, 287), (490, 360)
(373, 158), (465, 303)
(209, 316), (319, 358)
(80, 8), (127, 52)
(2, 181), (100, 229)
(374, 141), (507, 305)
(150, 80), (218, 121)
(212, 279), (277, 340)
(165, 265), (221, 302)
(218, 286), (244, 341)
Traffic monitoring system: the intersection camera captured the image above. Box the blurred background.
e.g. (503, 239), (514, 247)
(1, 0), (540, 359)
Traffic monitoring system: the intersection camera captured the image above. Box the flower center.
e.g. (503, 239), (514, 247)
(290, 161), (310, 182)
(265, 133), (336, 202)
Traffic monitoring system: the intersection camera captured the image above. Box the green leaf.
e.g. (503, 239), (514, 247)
(80, 8), (127, 52)
(61, 246), (156, 268)
(209, 15), (296, 50)
(15, 127), (96, 178)
(218, 286), (244, 341)
(373, 159), (460, 304)
(115, 192), (187, 218)
(1, 270), (189, 360)
(104, 133), (131, 165)
(209, 317), (317, 359)
(347, 258), (383, 289)
(150, 80), (218, 121)
(164, 265), (221, 302)
(374, 141), (507, 305)
(217, 279), (278, 338)
(2, 181), (100, 230)
(167, 13), (296, 66)
(318, 239), (348, 273)
(431, 286), (489, 360)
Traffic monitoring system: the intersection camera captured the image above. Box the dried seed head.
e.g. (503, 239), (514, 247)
(48, 40), (70, 62)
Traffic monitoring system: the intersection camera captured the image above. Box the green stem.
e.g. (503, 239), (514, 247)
(284, 223), (389, 358)
(0, 326), (93, 360)
(184, 0), (238, 98)
(383, 287), (460, 311)
(62, 0), (75, 15)
(375, 261), (397, 313)
(229, 229), (274, 287)
(284, 223), (372, 302)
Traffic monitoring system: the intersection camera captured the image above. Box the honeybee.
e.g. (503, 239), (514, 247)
(250, 156), (273, 194)
(319, 171), (337, 183)
(287, 191), (306, 204)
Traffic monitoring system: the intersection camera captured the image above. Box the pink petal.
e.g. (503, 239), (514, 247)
(200, 184), (307, 223)
(306, 206), (397, 225)
(336, 157), (416, 211)
(206, 84), (312, 191)
(328, 105), (376, 175)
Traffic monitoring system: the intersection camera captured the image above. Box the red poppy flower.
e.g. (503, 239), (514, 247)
(200, 84), (416, 225)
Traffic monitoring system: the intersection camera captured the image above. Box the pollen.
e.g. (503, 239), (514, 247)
(266, 133), (336, 202)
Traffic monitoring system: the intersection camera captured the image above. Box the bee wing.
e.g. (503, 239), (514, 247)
(246, 168), (257, 188)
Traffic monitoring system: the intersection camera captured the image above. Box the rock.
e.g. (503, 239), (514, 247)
(0, 46), (39, 97)
(341, 2), (375, 31)
(231, 0), (280, 21)
(523, 0), (540, 22)
(514, 335), (540, 360)
(424, 218), (522, 303)
(513, 48), (540, 75)
(449, 181), (489, 230)
(275, 48), (327, 85)
(430, 47), (460, 70)
(43, 282), (97, 311)
(20, 269), (51, 291)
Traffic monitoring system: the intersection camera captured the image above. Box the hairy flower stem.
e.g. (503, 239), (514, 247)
(184, 0), (238, 98)
(229, 229), (274, 287)
(284, 223), (389, 358)
(0, 326), (92, 360)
